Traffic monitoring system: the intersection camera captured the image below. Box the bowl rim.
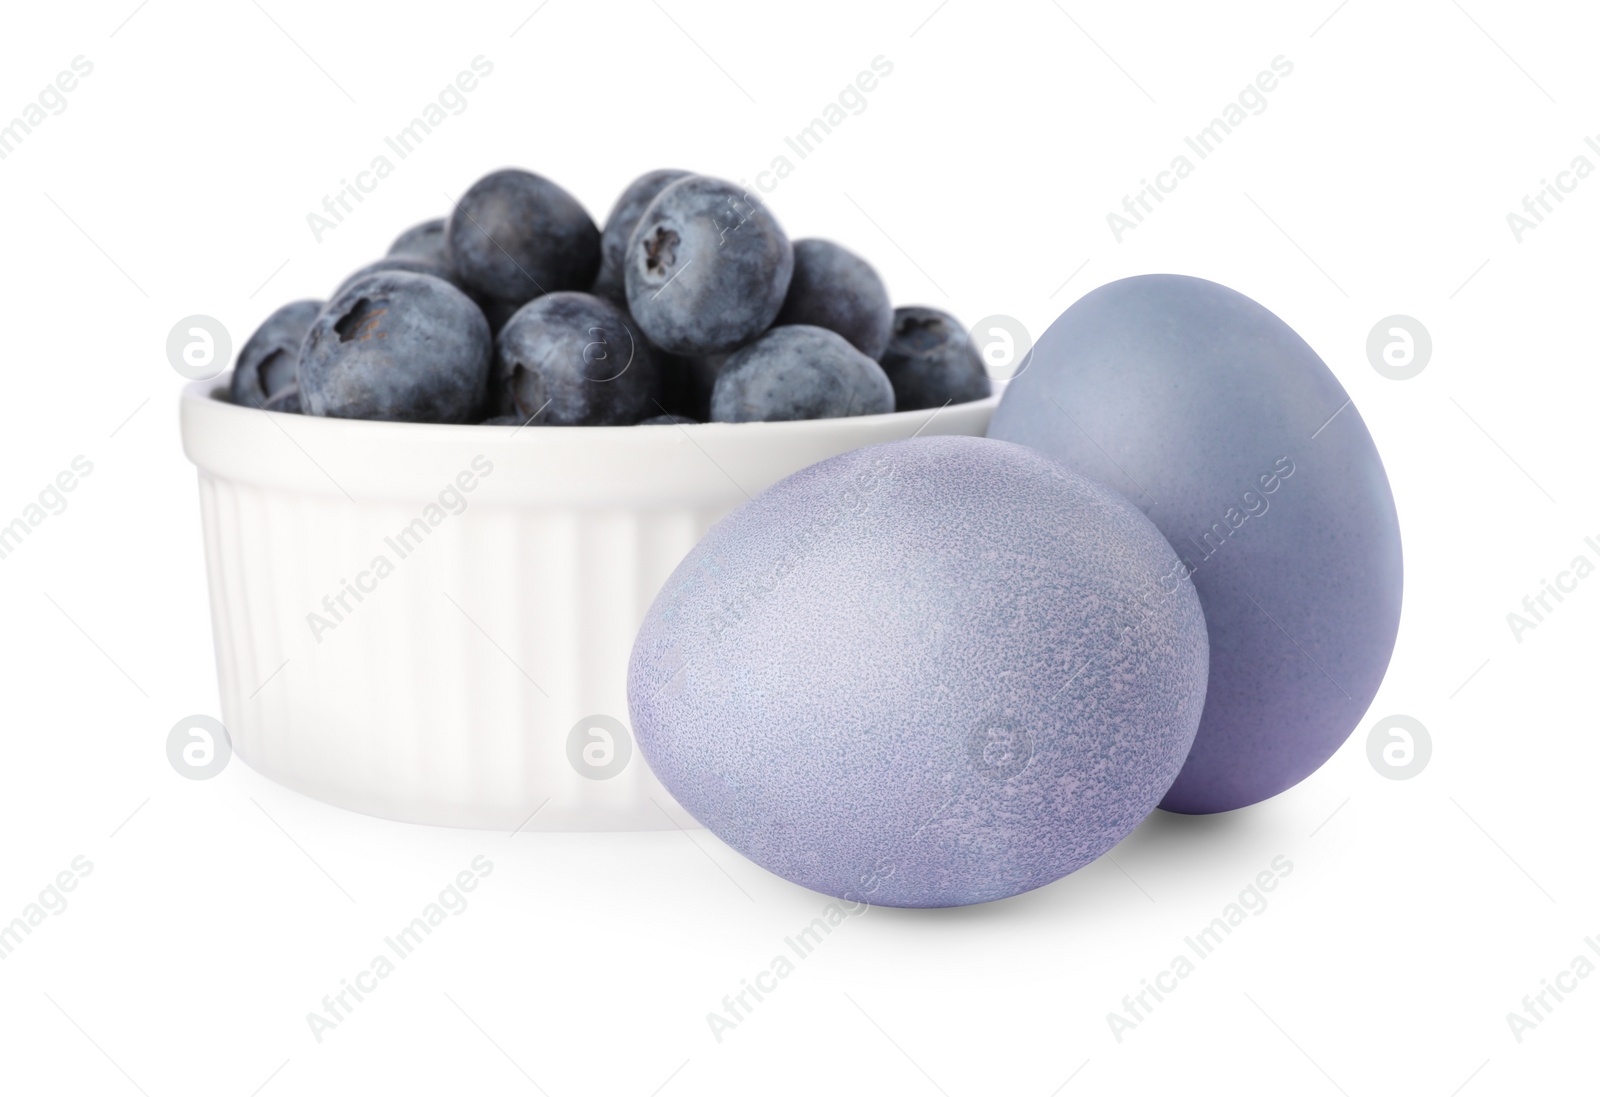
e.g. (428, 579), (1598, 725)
(183, 373), (1000, 441)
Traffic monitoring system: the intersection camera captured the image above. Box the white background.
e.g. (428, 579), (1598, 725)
(1, 1), (1596, 1094)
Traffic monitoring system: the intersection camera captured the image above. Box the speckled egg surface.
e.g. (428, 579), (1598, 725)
(627, 436), (1209, 908)
(989, 274), (1403, 814)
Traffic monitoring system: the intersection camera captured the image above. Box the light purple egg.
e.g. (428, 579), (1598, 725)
(628, 436), (1209, 908)
(989, 274), (1403, 814)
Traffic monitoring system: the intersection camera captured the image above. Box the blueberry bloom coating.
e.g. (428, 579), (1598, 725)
(625, 176), (793, 356)
(299, 272), (491, 423)
(877, 306), (992, 411)
(710, 325), (893, 423)
(593, 169), (690, 303)
(495, 292), (657, 426)
(446, 169), (600, 315)
(775, 239), (893, 359)
(230, 299), (322, 409)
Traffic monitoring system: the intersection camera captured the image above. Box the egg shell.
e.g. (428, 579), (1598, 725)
(627, 435), (1209, 907)
(989, 274), (1403, 814)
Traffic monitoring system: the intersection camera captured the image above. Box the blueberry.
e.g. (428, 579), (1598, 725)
(495, 292), (657, 426)
(878, 306), (992, 411)
(593, 169), (690, 303)
(655, 350), (728, 421)
(299, 272), (491, 422)
(387, 218), (451, 267)
(774, 239), (893, 359)
(446, 169), (600, 316)
(710, 325), (893, 423)
(625, 176), (793, 356)
(262, 386), (302, 414)
(638, 413), (697, 425)
(335, 254), (457, 298)
(230, 299), (323, 408)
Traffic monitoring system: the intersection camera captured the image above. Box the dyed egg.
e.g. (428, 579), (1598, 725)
(628, 436), (1209, 907)
(989, 274), (1402, 813)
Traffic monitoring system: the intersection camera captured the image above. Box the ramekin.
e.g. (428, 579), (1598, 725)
(181, 380), (998, 831)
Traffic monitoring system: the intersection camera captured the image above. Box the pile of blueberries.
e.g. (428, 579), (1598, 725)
(231, 169), (992, 425)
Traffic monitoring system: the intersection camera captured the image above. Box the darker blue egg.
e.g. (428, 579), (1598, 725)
(990, 274), (1402, 814)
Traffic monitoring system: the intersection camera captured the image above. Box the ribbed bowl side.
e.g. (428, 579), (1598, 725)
(184, 379), (998, 831)
(198, 471), (714, 831)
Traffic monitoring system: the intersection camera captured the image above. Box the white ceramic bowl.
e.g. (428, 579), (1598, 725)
(181, 379), (999, 831)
